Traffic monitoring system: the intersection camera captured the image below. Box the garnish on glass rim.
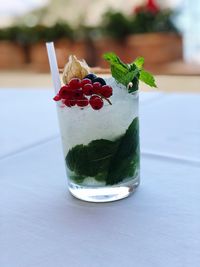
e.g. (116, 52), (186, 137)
(53, 54), (113, 110)
(103, 52), (157, 93)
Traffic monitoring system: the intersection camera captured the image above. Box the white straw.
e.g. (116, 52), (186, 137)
(46, 42), (61, 94)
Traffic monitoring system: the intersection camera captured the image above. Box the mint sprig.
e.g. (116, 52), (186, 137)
(103, 52), (157, 93)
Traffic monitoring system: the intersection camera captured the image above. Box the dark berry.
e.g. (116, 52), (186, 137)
(77, 96), (89, 107)
(53, 94), (61, 101)
(93, 77), (106, 86)
(59, 85), (72, 99)
(83, 84), (93, 96)
(89, 95), (104, 110)
(100, 85), (113, 98)
(81, 78), (92, 87)
(84, 73), (97, 81)
(73, 88), (83, 98)
(68, 78), (81, 90)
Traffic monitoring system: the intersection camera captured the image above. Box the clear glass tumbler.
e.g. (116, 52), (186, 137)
(56, 78), (140, 202)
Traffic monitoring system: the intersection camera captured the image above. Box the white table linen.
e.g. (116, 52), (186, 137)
(1, 89), (200, 267)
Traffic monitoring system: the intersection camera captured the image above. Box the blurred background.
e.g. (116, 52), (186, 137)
(0, 0), (200, 77)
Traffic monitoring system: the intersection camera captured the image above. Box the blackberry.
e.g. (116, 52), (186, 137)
(84, 73), (97, 81)
(93, 77), (106, 86)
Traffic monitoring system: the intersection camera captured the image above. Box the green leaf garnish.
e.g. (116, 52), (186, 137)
(103, 52), (128, 69)
(103, 52), (157, 92)
(132, 57), (144, 70)
(139, 70), (157, 88)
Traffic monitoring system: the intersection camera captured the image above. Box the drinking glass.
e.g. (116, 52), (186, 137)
(56, 78), (140, 202)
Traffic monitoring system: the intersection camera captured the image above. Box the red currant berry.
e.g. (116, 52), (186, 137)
(77, 96), (89, 107)
(59, 85), (72, 99)
(68, 78), (81, 90)
(53, 94), (61, 101)
(82, 84), (94, 96)
(93, 82), (102, 94)
(69, 98), (76, 106)
(89, 95), (104, 110)
(64, 98), (71, 107)
(73, 88), (83, 98)
(100, 85), (113, 98)
(81, 78), (92, 87)
(64, 96), (76, 107)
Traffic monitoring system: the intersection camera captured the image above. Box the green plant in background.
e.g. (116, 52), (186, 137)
(0, 22), (74, 63)
(0, 26), (21, 41)
(100, 1), (178, 39)
(101, 11), (132, 40)
(0, 22), (73, 44)
(24, 22), (73, 43)
(73, 25), (97, 41)
(153, 10), (178, 33)
(0, 0), (178, 45)
(130, 0), (178, 34)
(46, 22), (74, 41)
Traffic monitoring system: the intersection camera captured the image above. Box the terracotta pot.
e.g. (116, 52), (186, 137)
(60, 39), (97, 68)
(126, 33), (183, 68)
(93, 38), (128, 68)
(30, 42), (50, 72)
(30, 39), (72, 72)
(0, 41), (25, 69)
(70, 40), (86, 59)
(55, 38), (73, 69)
(54, 39), (89, 69)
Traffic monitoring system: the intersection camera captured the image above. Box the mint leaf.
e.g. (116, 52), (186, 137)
(103, 52), (128, 69)
(106, 117), (140, 185)
(66, 139), (119, 178)
(110, 64), (129, 86)
(132, 57), (144, 70)
(139, 70), (157, 87)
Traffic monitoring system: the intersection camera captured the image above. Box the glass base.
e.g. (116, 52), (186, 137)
(68, 176), (140, 203)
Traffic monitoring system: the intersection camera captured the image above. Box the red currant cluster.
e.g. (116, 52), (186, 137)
(53, 74), (113, 110)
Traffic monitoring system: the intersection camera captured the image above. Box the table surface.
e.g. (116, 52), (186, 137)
(1, 88), (200, 267)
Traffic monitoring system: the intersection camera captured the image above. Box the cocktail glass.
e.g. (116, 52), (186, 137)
(57, 78), (140, 202)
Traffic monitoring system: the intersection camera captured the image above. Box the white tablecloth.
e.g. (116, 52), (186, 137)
(1, 89), (200, 267)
